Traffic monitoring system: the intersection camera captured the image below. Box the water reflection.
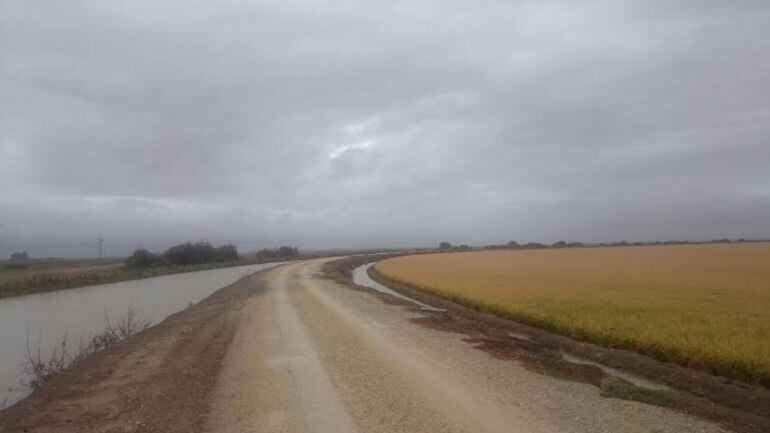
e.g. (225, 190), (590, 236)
(0, 262), (283, 407)
(352, 263), (444, 312)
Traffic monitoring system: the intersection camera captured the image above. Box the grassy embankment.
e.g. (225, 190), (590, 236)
(375, 243), (770, 385)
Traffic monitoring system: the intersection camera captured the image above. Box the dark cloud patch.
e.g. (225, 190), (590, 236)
(2, 0), (769, 257)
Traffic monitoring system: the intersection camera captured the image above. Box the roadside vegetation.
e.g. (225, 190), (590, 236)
(0, 243), (300, 299)
(24, 305), (150, 390)
(125, 241), (240, 269)
(437, 236), (751, 252)
(375, 243), (770, 386)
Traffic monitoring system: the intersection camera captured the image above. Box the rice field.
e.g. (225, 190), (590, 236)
(375, 243), (770, 385)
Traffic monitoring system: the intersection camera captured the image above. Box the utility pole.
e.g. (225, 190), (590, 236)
(97, 238), (104, 260)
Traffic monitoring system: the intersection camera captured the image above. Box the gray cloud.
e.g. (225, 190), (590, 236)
(2, 0), (769, 257)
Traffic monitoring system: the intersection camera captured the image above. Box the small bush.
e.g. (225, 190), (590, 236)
(24, 330), (90, 389)
(24, 305), (150, 389)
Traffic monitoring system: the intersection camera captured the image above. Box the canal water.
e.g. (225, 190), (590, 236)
(0, 262), (283, 407)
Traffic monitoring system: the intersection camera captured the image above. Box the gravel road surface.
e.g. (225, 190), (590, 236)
(205, 259), (725, 433)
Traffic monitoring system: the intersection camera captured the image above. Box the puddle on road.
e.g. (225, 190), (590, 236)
(352, 263), (445, 313)
(560, 352), (671, 391)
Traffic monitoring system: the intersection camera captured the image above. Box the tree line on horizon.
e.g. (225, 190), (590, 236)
(437, 237), (751, 251)
(125, 242), (302, 269)
(126, 241), (240, 269)
(438, 240), (582, 251)
(254, 246), (299, 260)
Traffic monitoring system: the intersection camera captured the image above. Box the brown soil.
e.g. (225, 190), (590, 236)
(0, 260), (124, 285)
(0, 269), (267, 433)
(323, 255), (770, 433)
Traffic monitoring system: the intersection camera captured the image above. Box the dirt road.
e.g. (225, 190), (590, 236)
(1, 258), (730, 432)
(207, 259), (724, 433)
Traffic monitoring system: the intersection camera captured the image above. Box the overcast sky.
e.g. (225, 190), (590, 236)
(2, 1), (769, 258)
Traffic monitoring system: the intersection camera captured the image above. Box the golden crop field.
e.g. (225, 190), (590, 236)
(375, 243), (770, 384)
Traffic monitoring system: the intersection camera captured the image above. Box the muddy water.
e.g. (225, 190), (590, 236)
(352, 263), (444, 312)
(560, 352), (671, 391)
(0, 262), (284, 407)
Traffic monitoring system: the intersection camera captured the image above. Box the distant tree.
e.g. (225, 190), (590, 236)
(506, 241), (520, 249)
(217, 244), (239, 261)
(522, 242), (547, 249)
(277, 246), (299, 257)
(552, 240), (567, 248)
(125, 249), (162, 269)
(10, 251), (29, 261)
(566, 242), (585, 248)
(458, 244), (470, 250)
(438, 241), (452, 250)
(256, 246), (299, 261)
(164, 242), (219, 265)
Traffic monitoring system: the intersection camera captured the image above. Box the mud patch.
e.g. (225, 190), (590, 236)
(562, 352), (671, 391)
(600, 377), (674, 407)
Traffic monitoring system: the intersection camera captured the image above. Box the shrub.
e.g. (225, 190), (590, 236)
(164, 242), (220, 265)
(277, 246), (298, 257)
(125, 249), (163, 269)
(24, 305), (149, 389)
